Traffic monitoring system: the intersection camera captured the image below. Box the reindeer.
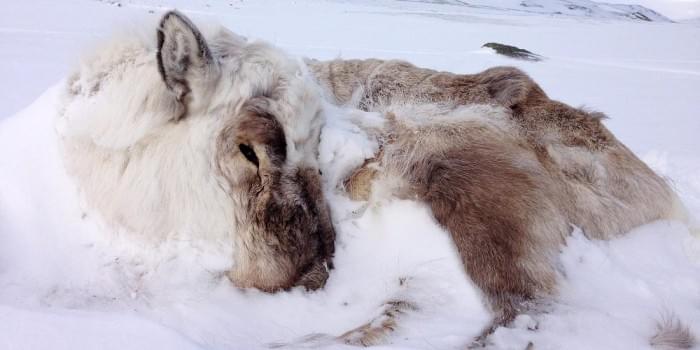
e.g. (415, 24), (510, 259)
(56, 10), (693, 348)
(57, 11), (334, 292)
(306, 59), (695, 348)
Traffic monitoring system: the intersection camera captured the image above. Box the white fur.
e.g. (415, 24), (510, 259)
(56, 19), (324, 252)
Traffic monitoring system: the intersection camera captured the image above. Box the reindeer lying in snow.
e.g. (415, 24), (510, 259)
(305, 59), (695, 347)
(58, 11), (334, 292)
(56, 10), (693, 349)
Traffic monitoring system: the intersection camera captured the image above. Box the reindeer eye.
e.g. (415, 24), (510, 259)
(239, 144), (259, 167)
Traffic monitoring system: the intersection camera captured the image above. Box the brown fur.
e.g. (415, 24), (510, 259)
(309, 58), (683, 344)
(307, 59), (613, 153)
(216, 98), (334, 291)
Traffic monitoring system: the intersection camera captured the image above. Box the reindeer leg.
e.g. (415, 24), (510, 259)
(424, 215), (548, 348)
(418, 153), (557, 348)
(339, 299), (418, 346)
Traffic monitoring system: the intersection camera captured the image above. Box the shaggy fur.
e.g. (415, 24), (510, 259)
(651, 313), (697, 349)
(308, 58), (691, 346)
(58, 11), (334, 292)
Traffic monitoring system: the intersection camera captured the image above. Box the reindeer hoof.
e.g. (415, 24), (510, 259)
(338, 300), (417, 346)
(340, 319), (396, 347)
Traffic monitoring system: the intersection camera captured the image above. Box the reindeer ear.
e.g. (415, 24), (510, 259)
(157, 11), (219, 101)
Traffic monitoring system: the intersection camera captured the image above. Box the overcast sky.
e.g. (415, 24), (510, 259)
(612, 0), (700, 20)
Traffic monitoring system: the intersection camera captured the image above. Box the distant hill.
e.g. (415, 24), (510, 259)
(399, 0), (673, 22)
(680, 17), (700, 24)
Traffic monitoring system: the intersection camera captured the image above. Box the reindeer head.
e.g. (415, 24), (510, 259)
(156, 11), (334, 291)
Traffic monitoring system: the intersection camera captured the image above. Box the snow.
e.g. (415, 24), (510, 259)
(1, 1), (699, 349)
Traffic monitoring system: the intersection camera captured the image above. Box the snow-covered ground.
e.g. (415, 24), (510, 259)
(1, 1), (699, 349)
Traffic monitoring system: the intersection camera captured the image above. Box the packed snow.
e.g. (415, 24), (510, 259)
(1, 1), (699, 349)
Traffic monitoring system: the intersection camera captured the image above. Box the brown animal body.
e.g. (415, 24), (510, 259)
(307, 59), (686, 345)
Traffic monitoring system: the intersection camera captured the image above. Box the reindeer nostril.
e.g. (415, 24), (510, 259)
(239, 144), (259, 167)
